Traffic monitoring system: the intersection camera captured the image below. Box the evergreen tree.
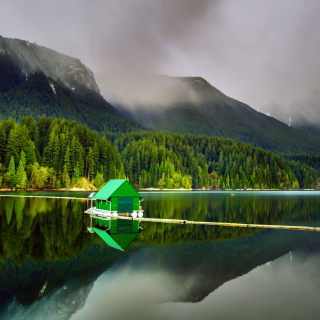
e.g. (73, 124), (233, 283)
(86, 147), (95, 180)
(72, 162), (80, 185)
(94, 172), (104, 188)
(62, 164), (71, 188)
(6, 155), (16, 188)
(0, 125), (7, 163)
(16, 150), (27, 188)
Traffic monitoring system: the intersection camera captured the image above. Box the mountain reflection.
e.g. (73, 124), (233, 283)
(71, 247), (320, 320)
(0, 192), (320, 318)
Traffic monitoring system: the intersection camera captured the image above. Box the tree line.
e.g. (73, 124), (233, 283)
(0, 116), (319, 190)
(109, 132), (320, 189)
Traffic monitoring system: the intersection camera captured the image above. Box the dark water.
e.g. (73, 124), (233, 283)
(1, 191), (320, 319)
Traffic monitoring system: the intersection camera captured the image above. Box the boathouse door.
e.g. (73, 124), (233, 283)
(118, 197), (133, 212)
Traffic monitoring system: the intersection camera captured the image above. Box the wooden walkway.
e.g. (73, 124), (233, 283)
(85, 210), (320, 232)
(0, 194), (89, 200)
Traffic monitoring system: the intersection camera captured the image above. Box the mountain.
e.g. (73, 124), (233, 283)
(1, 36), (319, 153)
(98, 72), (320, 154)
(0, 36), (100, 95)
(0, 36), (142, 133)
(257, 90), (320, 139)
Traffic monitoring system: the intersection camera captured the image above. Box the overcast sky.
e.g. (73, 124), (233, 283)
(1, 0), (320, 108)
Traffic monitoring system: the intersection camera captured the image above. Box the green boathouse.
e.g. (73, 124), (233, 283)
(92, 179), (143, 214)
(88, 179), (144, 251)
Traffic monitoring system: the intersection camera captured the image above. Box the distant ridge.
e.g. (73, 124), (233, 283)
(102, 72), (320, 154)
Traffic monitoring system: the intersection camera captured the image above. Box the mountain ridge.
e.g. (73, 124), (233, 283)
(0, 36), (100, 94)
(104, 73), (320, 154)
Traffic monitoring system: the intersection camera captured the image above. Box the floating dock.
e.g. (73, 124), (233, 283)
(84, 209), (320, 232)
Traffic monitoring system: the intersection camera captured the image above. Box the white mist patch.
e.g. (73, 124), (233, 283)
(48, 80), (57, 96)
(95, 71), (191, 110)
(38, 280), (48, 297)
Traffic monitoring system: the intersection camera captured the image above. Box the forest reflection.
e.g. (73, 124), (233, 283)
(0, 192), (320, 263)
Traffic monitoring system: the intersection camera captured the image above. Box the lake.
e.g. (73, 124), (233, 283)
(1, 191), (320, 319)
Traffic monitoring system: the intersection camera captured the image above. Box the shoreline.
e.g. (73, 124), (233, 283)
(0, 188), (317, 192)
(139, 188), (318, 191)
(0, 187), (98, 192)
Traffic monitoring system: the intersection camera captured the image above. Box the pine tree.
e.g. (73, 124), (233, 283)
(5, 126), (18, 167)
(6, 156), (16, 188)
(64, 145), (71, 176)
(86, 147), (95, 180)
(0, 124), (7, 163)
(16, 151), (27, 188)
(72, 162), (80, 185)
(218, 151), (224, 176)
(0, 164), (3, 187)
(62, 163), (71, 188)
(94, 172), (104, 188)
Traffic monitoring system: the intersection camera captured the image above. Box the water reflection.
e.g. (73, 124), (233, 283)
(0, 191), (320, 319)
(158, 248), (320, 320)
(70, 247), (320, 320)
(0, 197), (92, 263)
(143, 191), (320, 225)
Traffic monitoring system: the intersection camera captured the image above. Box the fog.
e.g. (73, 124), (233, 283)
(94, 72), (191, 109)
(2, 0), (320, 112)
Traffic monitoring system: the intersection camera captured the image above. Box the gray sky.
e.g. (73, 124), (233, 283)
(1, 0), (320, 108)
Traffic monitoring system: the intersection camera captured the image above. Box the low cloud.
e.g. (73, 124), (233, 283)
(2, 0), (320, 111)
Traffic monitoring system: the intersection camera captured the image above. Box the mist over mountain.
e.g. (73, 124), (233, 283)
(97, 71), (320, 154)
(256, 90), (320, 139)
(0, 36), (142, 132)
(0, 36), (100, 95)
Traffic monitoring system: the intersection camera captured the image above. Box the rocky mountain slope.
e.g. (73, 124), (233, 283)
(0, 36), (99, 94)
(0, 36), (142, 133)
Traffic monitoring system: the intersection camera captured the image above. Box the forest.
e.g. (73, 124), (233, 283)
(0, 116), (319, 190)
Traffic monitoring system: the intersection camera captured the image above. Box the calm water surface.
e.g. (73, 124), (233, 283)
(1, 191), (320, 319)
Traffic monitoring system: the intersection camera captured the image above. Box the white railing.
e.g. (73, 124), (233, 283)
(88, 207), (144, 218)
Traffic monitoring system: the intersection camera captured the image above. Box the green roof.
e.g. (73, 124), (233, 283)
(93, 179), (142, 200)
(93, 227), (140, 251)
